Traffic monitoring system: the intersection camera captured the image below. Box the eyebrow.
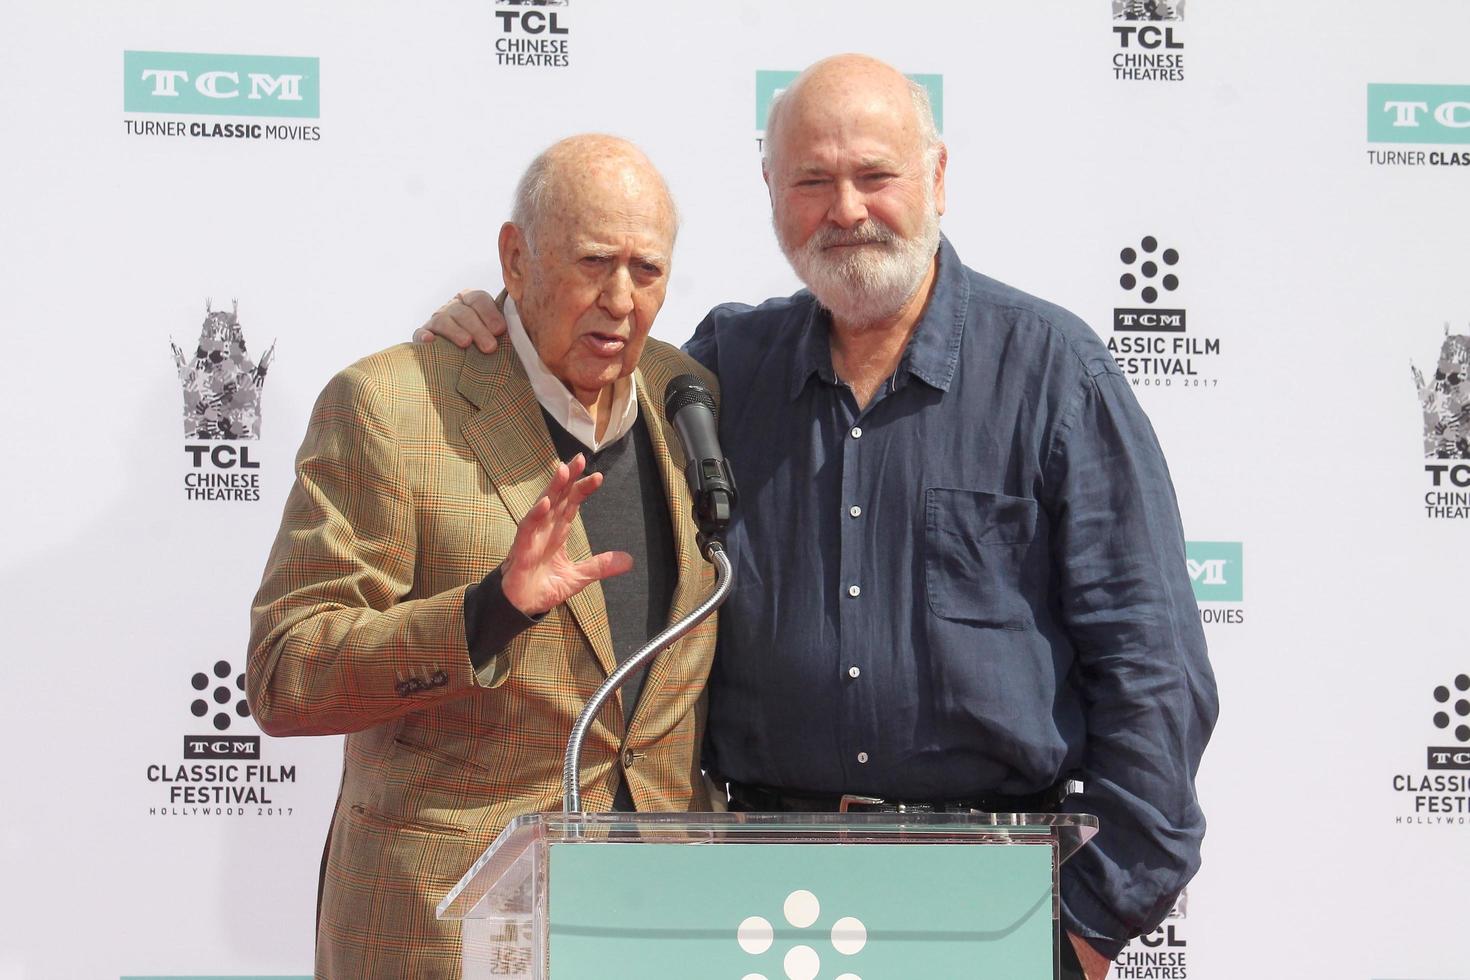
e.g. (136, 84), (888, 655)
(575, 242), (669, 268)
(791, 157), (901, 177)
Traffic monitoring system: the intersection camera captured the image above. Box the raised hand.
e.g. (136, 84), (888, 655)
(501, 454), (633, 615)
(413, 289), (507, 354)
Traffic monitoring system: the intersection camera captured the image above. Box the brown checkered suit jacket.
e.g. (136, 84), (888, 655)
(248, 337), (720, 978)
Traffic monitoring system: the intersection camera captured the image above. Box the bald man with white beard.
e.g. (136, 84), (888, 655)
(418, 55), (1217, 980)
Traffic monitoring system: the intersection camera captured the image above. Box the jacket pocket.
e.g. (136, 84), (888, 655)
(924, 488), (1037, 630)
(391, 734), (490, 776)
(349, 734), (488, 836)
(345, 801), (471, 838)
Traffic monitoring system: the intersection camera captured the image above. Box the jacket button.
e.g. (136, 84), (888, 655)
(622, 748), (637, 768)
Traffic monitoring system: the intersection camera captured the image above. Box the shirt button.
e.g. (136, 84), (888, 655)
(850, 426), (863, 439)
(847, 584), (861, 598)
(849, 505), (862, 518)
(857, 752), (869, 764)
(848, 666), (861, 679)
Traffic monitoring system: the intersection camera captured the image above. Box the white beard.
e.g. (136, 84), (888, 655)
(779, 205), (941, 329)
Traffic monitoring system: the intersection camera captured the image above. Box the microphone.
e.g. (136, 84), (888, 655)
(663, 374), (737, 540)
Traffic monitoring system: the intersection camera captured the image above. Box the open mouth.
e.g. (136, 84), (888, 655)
(582, 332), (628, 356)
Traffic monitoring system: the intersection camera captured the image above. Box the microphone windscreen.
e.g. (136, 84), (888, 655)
(664, 374), (716, 419)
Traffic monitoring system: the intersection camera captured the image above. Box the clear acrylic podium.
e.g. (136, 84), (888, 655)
(438, 810), (1098, 979)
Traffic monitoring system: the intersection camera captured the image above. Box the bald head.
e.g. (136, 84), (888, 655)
(762, 54), (939, 174)
(499, 134), (677, 407)
(512, 134), (678, 253)
(758, 54), (947, 330)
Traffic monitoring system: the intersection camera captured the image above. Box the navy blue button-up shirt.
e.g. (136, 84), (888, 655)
(685, 237), (1217, 953)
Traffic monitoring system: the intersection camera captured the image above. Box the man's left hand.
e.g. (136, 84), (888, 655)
(1067, 932), (1112, 980)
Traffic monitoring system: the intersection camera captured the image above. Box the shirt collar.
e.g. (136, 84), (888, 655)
(785, 234), (970, 401)
(504, 295), (640, 451)
(786, 300), (839, 401)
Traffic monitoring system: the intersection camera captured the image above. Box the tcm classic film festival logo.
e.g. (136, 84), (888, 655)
(755, 71), (943, 153)
(123, 51), (320, 142)
(1412, 325), (1470, 519)
(1391, 672), (1470, 827)
(169, 300), (275, 502)
(1107, 236), (1223, 388)
(1187, 541), (1242, 627)
(1366, 84), (1470, 168)
(495, 0), (572, 68)
(145, 659), (300, 818)
(1111, 1), (1185, 83)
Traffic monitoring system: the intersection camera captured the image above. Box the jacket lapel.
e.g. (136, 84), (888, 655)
(457, 345), (619, 679)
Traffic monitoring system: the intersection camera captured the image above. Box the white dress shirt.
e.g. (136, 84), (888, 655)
(503, 295), (640, 451)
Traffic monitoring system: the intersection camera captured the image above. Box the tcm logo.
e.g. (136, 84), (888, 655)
(1186, 542), (1242, 603)
(1114, 236), (1184, 332)
(1117, 311), (1184, 331)
(1368, 84), (1470, 145)
(184, 736), (261, 760)
(124, 51), (319, 118)
(756, 70), (943, 133)
(1428, 673), (1470, 768)
(1428, 748), (1470, 769)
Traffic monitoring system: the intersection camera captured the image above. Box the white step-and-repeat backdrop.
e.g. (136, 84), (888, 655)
(1, 1), (1467, 977)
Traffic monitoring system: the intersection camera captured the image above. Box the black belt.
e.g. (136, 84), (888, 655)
(721, 777), (1077, 815)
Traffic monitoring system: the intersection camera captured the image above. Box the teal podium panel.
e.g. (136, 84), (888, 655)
(550, 842), (1053, 979)
(439, 811), (1097, 980)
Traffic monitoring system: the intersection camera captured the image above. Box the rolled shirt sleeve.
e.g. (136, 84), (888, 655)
(1045, 368), (1220, 954)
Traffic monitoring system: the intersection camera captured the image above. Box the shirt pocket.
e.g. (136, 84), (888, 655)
(924, 488), (1038, 630)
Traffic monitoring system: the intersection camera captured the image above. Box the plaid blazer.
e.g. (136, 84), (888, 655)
(248, 337), (720, 978)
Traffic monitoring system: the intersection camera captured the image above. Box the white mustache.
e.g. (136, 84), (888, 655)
(811, 223), (897, 249)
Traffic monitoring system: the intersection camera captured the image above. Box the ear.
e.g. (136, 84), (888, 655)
(932, 142), (949, 217)
(499, 222), (530, 304)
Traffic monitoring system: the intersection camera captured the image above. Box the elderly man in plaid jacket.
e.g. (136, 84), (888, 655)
(248, 135), (719, 978)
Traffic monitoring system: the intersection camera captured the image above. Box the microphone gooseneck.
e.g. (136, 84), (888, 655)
(562, 543), (734, 813)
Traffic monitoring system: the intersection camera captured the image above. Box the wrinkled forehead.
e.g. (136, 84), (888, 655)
(774, 87), (923, 168)
(542, 173), (675, 251)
